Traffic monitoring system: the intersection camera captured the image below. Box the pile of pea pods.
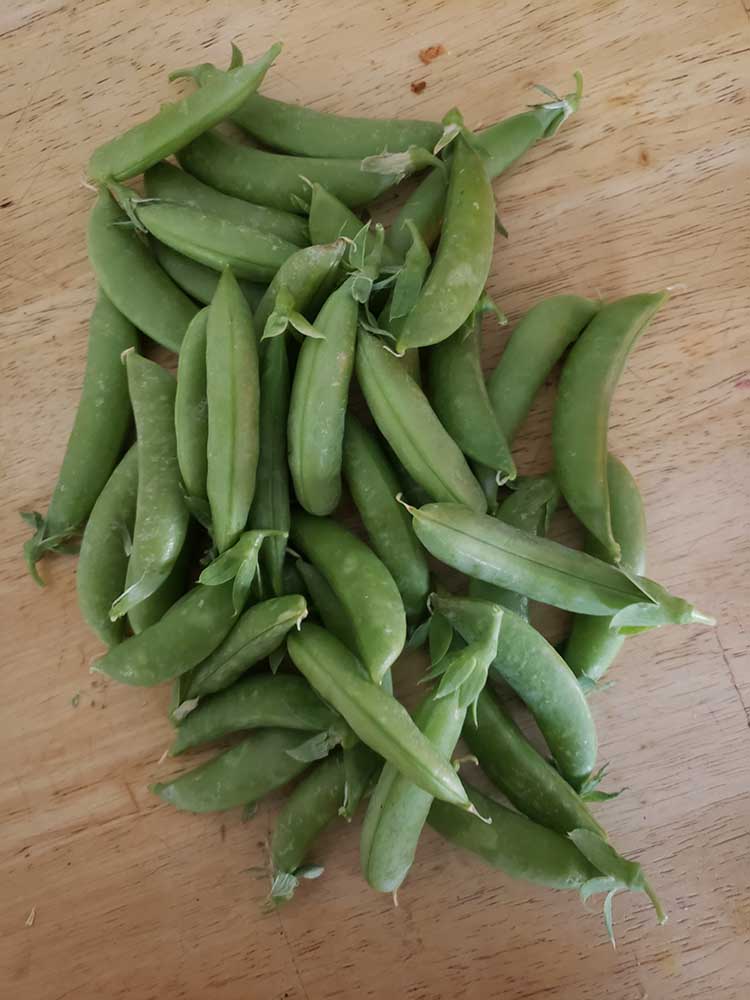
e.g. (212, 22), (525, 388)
(23, 42), (715, 937)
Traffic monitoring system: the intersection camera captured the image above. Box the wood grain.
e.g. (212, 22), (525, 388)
(1, 1), (748, 998)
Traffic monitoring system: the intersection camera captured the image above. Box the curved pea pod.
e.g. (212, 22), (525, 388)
(144, 160), (308, 246)
(170, 674), (345, 755)
(76, 445), (138, 646)
(565, 455), (648, 682)
(95, 581), (236, 686)
(553, 292), (667, 562)
(387, 74), (583, 259)
(152, 727), (310, 813)
(175, 308), (209, 503)
(23, 289), (138, 582)
(110, 352), (188, 621)
(177, 129), (435, 214)
(342, 415), (430, 623)
(182, 595), (308, 700)
(356, 330), (487, 513)
(394, 133), (495, 352)
(287, 625), (472, 809)
(88, 191), (198, 352)
(151, 238), (266, 310)
(87, 43), (281, 182)
(427, 306), (515, 482)
(361, 688), (465, 893)
(290, 514), (406, 684)
(254, 240), (347, 335)
(486, 295), (599, 444)
(206, 268), (259, 553)
(307, 183), (400, 270)
(296, 560), (358, 653)
(406, 502), (713, 628)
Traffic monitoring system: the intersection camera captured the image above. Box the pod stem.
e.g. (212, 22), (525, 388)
(642, 876), (668, 925)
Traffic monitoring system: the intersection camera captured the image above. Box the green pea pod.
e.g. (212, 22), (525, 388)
(88, 191), (198, 352)
(206, 268), (260, 553)
(296, 560), (358, 653)
(182, 594), (308, 700)
(464, 688), (605, 837)
(565, 455), (648, 682)
(342, 415), (430, 623)
(406, 502), (713, 626)
(254, 240), (347, 335)
(152, 727), (310, 813)
(170, 673), (344, 755)
(356, 330), (487, 513)
(144, 160), (308, 246)
(387, 74), (582, 258)
(95, 581), (236, 686)
(178, 129), (435, 214)
(127, 533), (190, 634)
(428, 307), (515, 481)
(485, 295), (599, 444)
(287, 624), (472, 810)
(76, 445), (138, 646)
(340, 742), (381, 820)
(553, 292), (667, 561)
(307, 183), (400, 269)
(151, 238), (266, 310)
(87, 43), (281, 182)
(429, 783), (599, 891)
(290, 514), (406, 685)
(175, 308), (209, 502)
(22, 289), (138, 582)
(361, 687), (465, 893)
(110, 352), (188, 621)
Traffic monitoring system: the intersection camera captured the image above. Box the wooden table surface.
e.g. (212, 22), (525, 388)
(1, 1), (748, 998)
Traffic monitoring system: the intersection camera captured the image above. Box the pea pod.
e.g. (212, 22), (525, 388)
(127, 535), (190, 635)
(565, 455), (648, 682)
(553, 292), (667, 561)
(206, 268), (259, 553)
(144, 160), (308, 246)
(152, 727), (310, 813)
(110, 352), (188, 621)
(175, 308), (209, 502)
(76, 445), (138, 646)
(406, 502), (713, 627)
(342, 415), (430, 623)
(356, 330), (487, 513)
(361, 688), (465, 893)
(307, 183), (399, 269)
(394, 132), (495, 352)
(23, 289), (137, 582)
(254, 240), (346, 335)
(296, 560), (358, 653)
(151, 238), (265, 310)
(87, 44), (281, 182)
(88, 191), (198, 352)
(290, 514), (406, 684)
(177, 129), (435, 214)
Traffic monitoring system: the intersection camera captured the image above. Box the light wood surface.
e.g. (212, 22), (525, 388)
(1, 2), (748, 998)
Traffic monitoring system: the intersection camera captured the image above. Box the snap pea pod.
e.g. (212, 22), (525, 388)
(88, 44), (281, 182)
(88, 191), (198, 352)
(110, 352), (188, 621)
(428, 308), (515, 481)
(486, 295), (599, 444)
(152, 727), (310, 813)
(307, 183), (400, 269)
(361, 688), (465, 893)
(144, 160), (308, 246)
(553, 292), (667, 562)
(126, 533), (190, 635)
(296, 560), (358, 653)
(95, 581), (236, 686)
(356, 330), (487, 513)
(76, 446), (138, 646)
(290, 514), (406, 684)
(182, 595), (308, 700)
(387, 75), (582, 258)
(342, 415), (430, 623)
(407, 502), (713, 626)
(170, 674), (343, 755)
(151, 239), (265, 309)
(206, 268), (260, 553)
(175, 308), (209, 502)
(23, 289), (137, 582)
(463, 688), (605, 837)
(254, 240), (347, 335)
(429, 784), (599, 890)
(287, 625), (471, 809)
(394, 132), (495, 352)
(178, 129), (434, 214)
(565, 454), (648, 682)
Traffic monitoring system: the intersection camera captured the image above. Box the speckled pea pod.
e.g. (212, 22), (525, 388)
(151, 239), (266, 310)
(175, 308), (209, 503)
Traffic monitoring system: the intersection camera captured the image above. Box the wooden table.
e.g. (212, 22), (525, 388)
(2, 2), (748, 997)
